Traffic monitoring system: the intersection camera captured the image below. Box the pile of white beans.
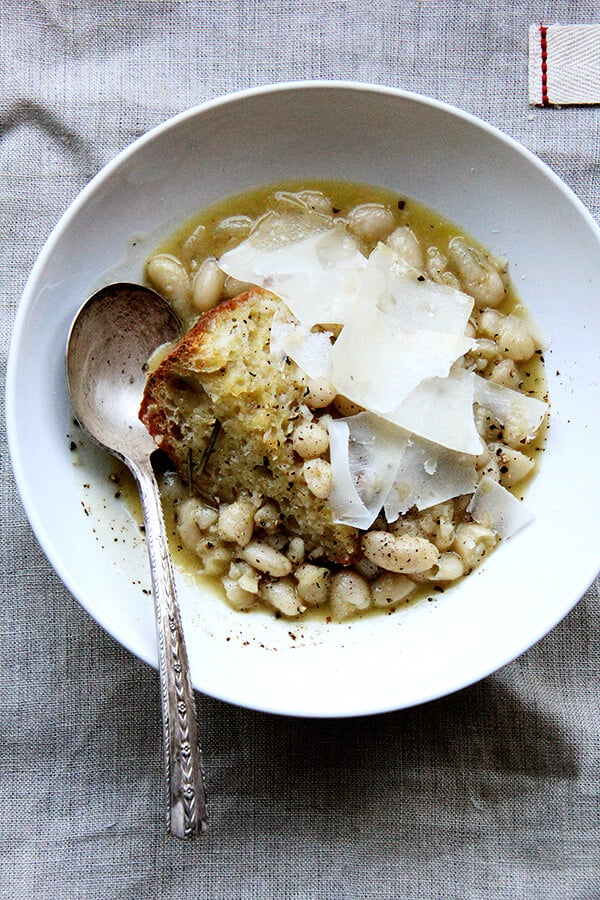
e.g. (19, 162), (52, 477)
(165, 481), (503, 620)
(146, 185), (546, 620)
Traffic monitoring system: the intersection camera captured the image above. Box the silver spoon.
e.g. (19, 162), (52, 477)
(66, 282), (207, 838)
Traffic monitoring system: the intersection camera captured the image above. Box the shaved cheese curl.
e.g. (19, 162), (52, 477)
(467, 476), (534, 540)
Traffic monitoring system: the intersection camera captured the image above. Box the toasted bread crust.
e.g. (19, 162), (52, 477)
(140, 288), (359, 564)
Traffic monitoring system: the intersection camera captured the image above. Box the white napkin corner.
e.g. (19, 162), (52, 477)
(529, 24), (600, 106)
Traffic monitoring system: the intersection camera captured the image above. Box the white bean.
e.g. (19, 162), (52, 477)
(371, 572), (416, 607)
(240, 541), (292, 577)
(287, 537), (305, 565)
(176, 497), (204, 553)
(436, 520), (455, 551)
(448, 237), (505, 307)
(202, 545), (233, 577)
(425, 551), (464, 582)
(497, 315), (536, 361)
(265, 533), (287, 551)
(362, 531), (439, 574)
(158, 471), (188, 505)
(228, 560), (259, 594)
(177, 496), (218, 534)
(329, 571), (372, 621)
(489, 358), (521, 389)
(217, 497), (256, 547)
(473, 405), (502, 443)
(478, 453), (501, 483)
(420, 502), (455, 551)
(417, 509), (442, 538)
(481, 309), (536, 361)
(295, 563), (331, 607)
(223, 577), (258, 611)
(386, 226), (424, 269)
(389, 518), (420, 539)
(191, 257), (225, 313)
(146, 254), (191, 315)
(292, 422), (330, 459)
(302, 375), (337, 409)
(259, 577), (305, 617)
(453, 523), (498, 571)
(298, 190), (334, 216)
(502, 406), (543, 449)
(478, 308), (503, 338)
(253, 501), (282, 534)
(302, 459), (332, 499)
(346, 204), (395, 243)
(426, 246), (460, 289)
(355, 557), (380, 579)
(473, 338), (500, 361)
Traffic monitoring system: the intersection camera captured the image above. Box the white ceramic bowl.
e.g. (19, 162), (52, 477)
(7, 82), (600, 717)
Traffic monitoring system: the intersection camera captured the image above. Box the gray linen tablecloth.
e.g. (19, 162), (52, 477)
(2, 2), (599, 897)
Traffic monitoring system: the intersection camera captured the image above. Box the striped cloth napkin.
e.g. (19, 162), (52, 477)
(529, 23), (600, 106)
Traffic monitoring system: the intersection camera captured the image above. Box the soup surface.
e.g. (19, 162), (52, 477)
(139, 181), (548, 621)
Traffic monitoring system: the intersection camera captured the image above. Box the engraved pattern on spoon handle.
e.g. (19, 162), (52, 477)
(130, 455), (207, 838)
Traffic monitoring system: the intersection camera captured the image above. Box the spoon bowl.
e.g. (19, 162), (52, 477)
(66, 283), (180, 462)
(66, 282), (207, 838)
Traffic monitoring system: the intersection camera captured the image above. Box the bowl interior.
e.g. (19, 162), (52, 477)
(7, 83), (600, 717)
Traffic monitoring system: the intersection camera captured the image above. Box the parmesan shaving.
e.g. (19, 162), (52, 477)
(328, 412), (479, 528)
(219, 216), (367, 327)
(328, 303), (474, 415)
(327, 419), (375, 530)
(387, 371), (483, 455)
(384, 437), (479, 520)
(328, 413), (406, 530)
(269, 306), (333, 380)
(467, 475), (534, 539)
(221, 215), (545, 539)
(360, 243), (475, 334)
(473, 374), (547, 439)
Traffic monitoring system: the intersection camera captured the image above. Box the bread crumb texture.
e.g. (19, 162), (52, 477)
(139, 288), (359, 564)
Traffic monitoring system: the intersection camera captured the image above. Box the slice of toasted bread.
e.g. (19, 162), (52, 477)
(139, 288), (358, 564)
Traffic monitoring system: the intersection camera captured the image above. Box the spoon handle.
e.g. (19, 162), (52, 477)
(129, 454), (207, 838)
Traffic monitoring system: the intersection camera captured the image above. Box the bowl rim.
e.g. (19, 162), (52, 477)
(6, 80), (600, 716)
